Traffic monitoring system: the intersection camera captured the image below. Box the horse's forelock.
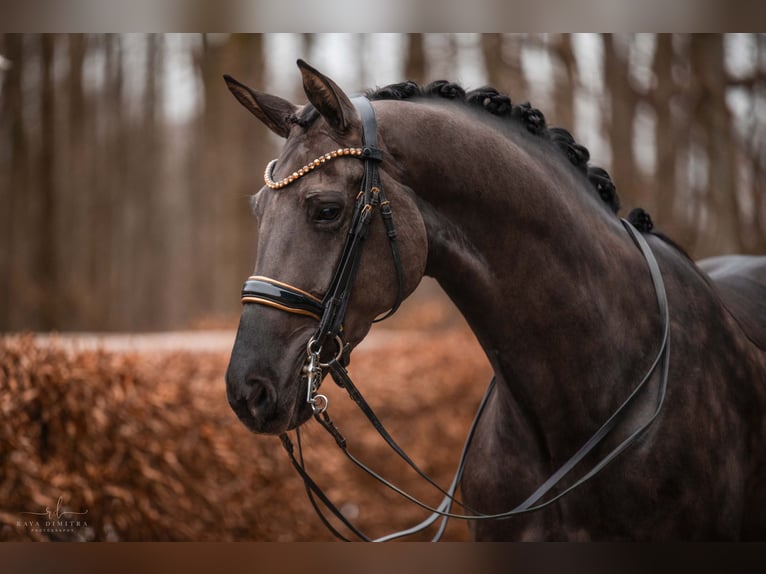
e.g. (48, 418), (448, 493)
(291, 104), (320, 129)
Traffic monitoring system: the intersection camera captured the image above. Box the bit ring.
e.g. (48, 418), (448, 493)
(310, 394), (328, 415)
(306, 335), (345, 368)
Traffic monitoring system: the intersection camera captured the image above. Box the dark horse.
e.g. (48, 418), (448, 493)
(224, 60), (766, 540)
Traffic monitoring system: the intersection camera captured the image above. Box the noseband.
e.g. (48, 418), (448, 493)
(240, 96), (404, 414)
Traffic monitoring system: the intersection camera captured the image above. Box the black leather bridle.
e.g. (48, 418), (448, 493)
(241, 96), (404, 414)
(239, 96), (672, 542)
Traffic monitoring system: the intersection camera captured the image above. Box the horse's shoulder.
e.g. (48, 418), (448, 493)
(697, 255), (766, 351)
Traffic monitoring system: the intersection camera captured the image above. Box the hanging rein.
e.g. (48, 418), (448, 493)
(238, 97), (671, 541)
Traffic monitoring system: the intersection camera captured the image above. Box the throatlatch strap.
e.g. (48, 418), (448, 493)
(353, 96), (404, 322)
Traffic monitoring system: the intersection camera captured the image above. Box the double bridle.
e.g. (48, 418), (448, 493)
(239, 96), (672, 541)
(242, 96), (403, 416)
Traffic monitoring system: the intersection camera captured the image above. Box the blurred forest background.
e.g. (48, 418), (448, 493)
(1, 33), (765, 333)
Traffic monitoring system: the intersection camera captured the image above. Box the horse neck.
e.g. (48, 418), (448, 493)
(382, 101), (666, 442)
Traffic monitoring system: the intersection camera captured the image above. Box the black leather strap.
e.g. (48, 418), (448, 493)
(372, 184), (405, 322)
(353, 95), (382, 159)
(508, 219), (670, 513)
(326, 358), (481, 512)
(286, 218), (671, 540)
(352, 96), (404, 323)
(313, 96), (394, 349)
(279, 431), (372, 541)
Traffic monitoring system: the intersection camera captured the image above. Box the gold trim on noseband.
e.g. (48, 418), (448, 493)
(240, 297), (322, 320)
(263, 147), (365, 190)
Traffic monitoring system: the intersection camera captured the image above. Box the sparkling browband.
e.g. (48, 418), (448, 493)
(264, 147), (365, 190)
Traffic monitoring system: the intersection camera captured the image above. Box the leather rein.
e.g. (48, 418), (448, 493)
(239, 97), (672, 541)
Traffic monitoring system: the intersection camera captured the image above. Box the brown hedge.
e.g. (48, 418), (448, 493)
(0, 330), (491, 541)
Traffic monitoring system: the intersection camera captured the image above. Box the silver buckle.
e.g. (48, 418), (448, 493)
(303, 335), (344, 415)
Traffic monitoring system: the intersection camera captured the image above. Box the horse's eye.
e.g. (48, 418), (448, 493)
(315, 204), (341, 222)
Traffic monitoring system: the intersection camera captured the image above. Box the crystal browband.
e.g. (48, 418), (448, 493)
(264, 147), (365, 190)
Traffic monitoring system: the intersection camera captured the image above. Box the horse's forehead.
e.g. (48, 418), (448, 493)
(265, 138), (363, 204)
(275, 128), (347, 175)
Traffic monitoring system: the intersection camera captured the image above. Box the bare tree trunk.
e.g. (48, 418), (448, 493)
(652, 34), (678, 232)
(689, 34), (741, 257)
(191, 34), (219, 325)
(725, 33), (766, 254)
(444, 34), (459, 78)
(62, 33), (91, 329)
(192, 33), (267, 328)
(39, 34), (57, 329)
(140, 34), (164, 329)
(551, 34), (576, 129)
(481, 33), (527, 101)
(300, 33), (314, 59)
(603, 34), (640, 209)
(103, 34), (125, 330)
(405, 33), (426, 84)
(0, 34), (26, 330)
(755, 34), (766, 251)
(355, 33), (368, 88)
(225, 34), (265, 324)
(755, 140), (766, 252)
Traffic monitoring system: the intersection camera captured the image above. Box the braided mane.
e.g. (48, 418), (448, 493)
(365, 80), (621, 215)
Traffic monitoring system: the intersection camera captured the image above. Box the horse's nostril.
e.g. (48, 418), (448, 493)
(246, 378), (276, 421)
(250, 382), (268, 407)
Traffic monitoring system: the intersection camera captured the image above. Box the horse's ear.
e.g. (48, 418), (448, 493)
(297, 59), (357, 135)
(223, 74), (298, 138)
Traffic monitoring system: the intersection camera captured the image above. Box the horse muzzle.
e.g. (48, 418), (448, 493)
(225, 307), (317, 434)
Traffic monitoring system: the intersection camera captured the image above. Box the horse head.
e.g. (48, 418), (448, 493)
(224, 60), (427, 434)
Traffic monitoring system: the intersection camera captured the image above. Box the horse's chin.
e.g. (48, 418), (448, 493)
(248, 385), (314, 436)
(239, 402), (310, 436)
(261, 349), (316, 434)
(286, 401), (315, 431)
